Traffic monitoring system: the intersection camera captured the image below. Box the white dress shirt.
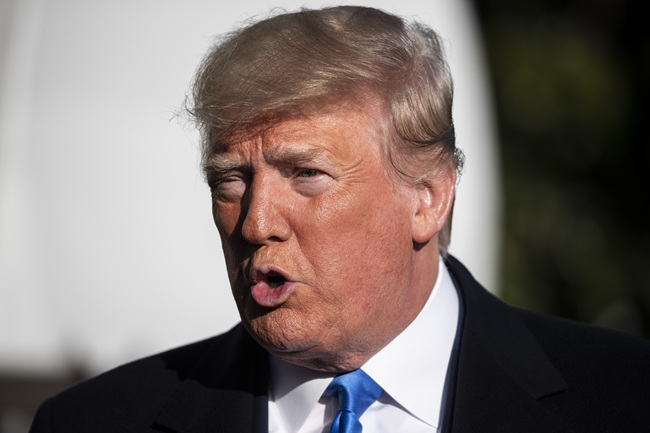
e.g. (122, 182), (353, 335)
(268, 256), (460, 433)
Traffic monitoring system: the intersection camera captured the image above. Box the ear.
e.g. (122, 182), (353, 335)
(412, 166), (456, 244)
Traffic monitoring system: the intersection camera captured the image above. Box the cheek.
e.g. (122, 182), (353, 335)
(213, 201), (248, 254)
(213, 201), (239, 232)
(320, 188), (411, 240)
(297, 190), (413, 277)
(212, 203), (246, 279)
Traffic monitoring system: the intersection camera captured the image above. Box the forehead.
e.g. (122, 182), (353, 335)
(206, 106), (387, 167)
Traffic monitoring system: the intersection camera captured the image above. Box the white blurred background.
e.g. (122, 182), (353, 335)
(0, 0), (499, 428)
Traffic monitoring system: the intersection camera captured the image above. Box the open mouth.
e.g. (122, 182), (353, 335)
(250, 268), (296, 307)
(265, 271), (286, 288)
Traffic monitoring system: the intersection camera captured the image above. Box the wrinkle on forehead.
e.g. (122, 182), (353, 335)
(204, 99), (390, 176)
(207, 116), (342, 170)
(208, 96), (386, 145)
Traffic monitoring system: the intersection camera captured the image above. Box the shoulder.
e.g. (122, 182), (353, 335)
(446, 254), (650, 365)
(446, 255), (650, 428)
(446, 255), (650, 430)
(55, 325), (246, 403)
(29, 324), (250, 433)
(520, 309), (650, 427)
(451, 254), (650, 382)
(520, 307), (650, 385)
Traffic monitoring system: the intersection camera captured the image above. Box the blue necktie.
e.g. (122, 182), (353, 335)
(325, 369), (384, 433)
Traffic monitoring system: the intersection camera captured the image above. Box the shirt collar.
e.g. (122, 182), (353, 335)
(269, 354), (334, 432)
(269, 256), (459, 431)
(362, 256), (459, 428)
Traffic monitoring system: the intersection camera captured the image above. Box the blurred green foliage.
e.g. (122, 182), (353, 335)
(472, 0), (650, 337)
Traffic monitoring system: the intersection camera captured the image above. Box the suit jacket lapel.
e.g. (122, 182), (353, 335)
(154, 325), (269, 433)
(445, 256), (572, 433)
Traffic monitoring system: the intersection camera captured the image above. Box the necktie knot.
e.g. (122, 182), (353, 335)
(325, 369), (383, 433)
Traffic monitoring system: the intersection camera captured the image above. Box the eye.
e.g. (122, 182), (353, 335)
(292, 168), (329, 196)
(215, 177), (239, 185)
(209, 174), (247, 201)
(296, 168), (322, 178)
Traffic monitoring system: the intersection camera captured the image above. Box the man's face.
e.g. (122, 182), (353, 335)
(206, 105), (435, 371)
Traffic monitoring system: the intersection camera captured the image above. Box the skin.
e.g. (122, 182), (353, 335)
(206, 102), (455, 372)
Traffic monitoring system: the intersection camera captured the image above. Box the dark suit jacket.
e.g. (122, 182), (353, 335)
(30, 256), (650, 432)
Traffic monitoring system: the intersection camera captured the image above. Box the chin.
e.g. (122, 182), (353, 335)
(244, 309), (320, 353)
(247, 322), (367, 372)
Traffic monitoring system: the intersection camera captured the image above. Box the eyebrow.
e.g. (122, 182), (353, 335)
(203, 146), (326, 174)
(203, 155), (245, 174)
(265, 146), (325, 166)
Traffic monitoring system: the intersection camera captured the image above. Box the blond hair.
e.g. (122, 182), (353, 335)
(189, 6), (463, 252)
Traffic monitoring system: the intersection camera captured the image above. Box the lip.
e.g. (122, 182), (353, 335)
(249, 265), (297, 307)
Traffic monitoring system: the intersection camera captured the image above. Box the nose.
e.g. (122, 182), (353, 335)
(241, 175), (291, 245)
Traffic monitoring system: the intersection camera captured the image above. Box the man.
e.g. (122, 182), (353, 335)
(30, 6), (650, 433)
